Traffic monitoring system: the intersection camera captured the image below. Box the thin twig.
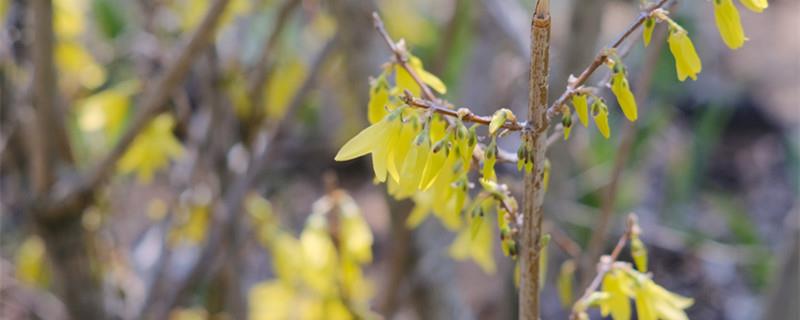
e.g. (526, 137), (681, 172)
(401, 92), (524, 131)
(246, 0), (301, 125)
(372, 13), (436, 101)
(545, 0), (670, 119)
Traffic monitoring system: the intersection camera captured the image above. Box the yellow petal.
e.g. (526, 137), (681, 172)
(572, 94), (589, 127)
(739, 0), (767, 12)
(396, 65), (421, 97)
(592, 100), (611, 139)
(602, 271), (632, 320)
(335, 119), (392, 161)
(714, 0), (748, 49)
(367, 82), (390, 124)
(611, 72), (638, 121)
(557, 260), (576, 307)
(668, 30), (702, 81)
(419, 146), (448, 190)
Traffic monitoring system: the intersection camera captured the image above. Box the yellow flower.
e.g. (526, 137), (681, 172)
(714, 0), (747, 49)
(667, 28), (702, 81)
(449, 213), (496, 273)
(367, 77), (390, 124)
(571, 93), (589, 127)
(611, 71), (638, 122)
(601, 270), (634, 320)
(335, 113), (403, 182)
(592, 99), (611, 139)
(395, 56), (447, 97)
(118, 114), (184, 183)
(634, 277), (694, 320)
(739, 0), (768, 12)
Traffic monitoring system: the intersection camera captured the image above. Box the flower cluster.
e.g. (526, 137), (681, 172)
(336, 53), (522, 273)
(247, 191), (375, 320)
(571, 217), (694, 320)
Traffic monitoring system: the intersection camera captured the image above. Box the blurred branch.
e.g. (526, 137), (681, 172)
(140, 38), (337, 319)
(246, 0), (301, 128)
(480, 0), (529, 58)
(30, 0), (72, 193)
(546, 0), (670, 119)
(52, 0), (234, 219)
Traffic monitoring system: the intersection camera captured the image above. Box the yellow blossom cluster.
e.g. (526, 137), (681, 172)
(247, 192), (375, 320)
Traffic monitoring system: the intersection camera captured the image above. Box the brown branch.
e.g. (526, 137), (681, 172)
(246, 0), (301, 126)
(519, 0), (550, 319)
(30, 0), (72, 193)
(401, 92), (524, 131)
(546, 0), (670, 119)
(372, 13), (436, 101)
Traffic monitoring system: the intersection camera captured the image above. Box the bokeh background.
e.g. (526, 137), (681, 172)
(1, 0), (798, 319)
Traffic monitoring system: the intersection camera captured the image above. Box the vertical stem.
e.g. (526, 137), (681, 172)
(519, 0), (550, 319)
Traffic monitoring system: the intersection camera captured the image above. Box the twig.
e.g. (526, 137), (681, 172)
(401, 92), (524, 131)
(545, 0), (670, 119)
(246, 0), (301, 125)
(372, 13), (436, 101)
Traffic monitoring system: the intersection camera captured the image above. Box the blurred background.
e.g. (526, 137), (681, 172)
(1, 0), (798, 319)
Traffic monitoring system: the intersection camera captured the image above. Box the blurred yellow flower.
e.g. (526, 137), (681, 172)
(118, 114), (184, 183)
(740, 0), (768, 12)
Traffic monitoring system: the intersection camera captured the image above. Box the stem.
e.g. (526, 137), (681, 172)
(401, 92), (524, 131)
(519, 0), (550, 319)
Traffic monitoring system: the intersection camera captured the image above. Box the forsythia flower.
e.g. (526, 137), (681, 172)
(610, 69), (638, 122)
(740, 0), (768, 12)
(450, 212), (496, 273)
(572, 93), (589, 127)
(118, 114), (184, 183)
(633, 275), (694, 320)
(601, 270), (634, 320)
(667, 27), (703, 81)
(592, 99), (611, 139)
(335, 110), (403, 182)
(714, 0), (747, 49)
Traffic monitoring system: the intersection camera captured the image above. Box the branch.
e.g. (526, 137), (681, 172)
(519, 0), (551, 318)
(372, 12), (436, 101)
(30, 0), (73, 193)
(400, 92), (524, 131)
(546, 0), (670, 119)
(73, 0), (233, 205)
(246, 0), (301, 125)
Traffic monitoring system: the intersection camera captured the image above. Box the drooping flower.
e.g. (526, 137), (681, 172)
(335, 110), (403, 182)
(667, 27), (703, 81)
(572, 93), (589, 127)
(714, 0), (747, 49)
(592, 99), (611, 139)
(118, 114), (184, 183)
(611, 69), (638, 122)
